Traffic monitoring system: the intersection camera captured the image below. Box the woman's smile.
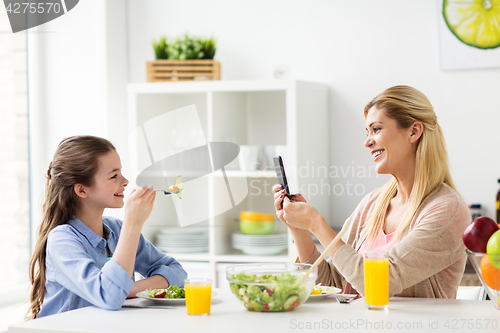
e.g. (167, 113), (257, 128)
(371, 149), (385, 161)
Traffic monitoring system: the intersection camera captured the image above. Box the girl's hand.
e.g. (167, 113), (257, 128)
(273, 184), (307, 232)
(124, 186), (156, 228)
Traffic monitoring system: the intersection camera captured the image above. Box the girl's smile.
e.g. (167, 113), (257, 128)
(85, 150), (129, 210)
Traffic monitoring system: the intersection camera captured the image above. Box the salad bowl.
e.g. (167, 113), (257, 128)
(226, 263), (317, 312)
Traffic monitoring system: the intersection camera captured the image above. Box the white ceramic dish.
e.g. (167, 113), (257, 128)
(307, 286), (342, 301)
(156, 234), (208, 241)
(156, 241), (209, 246)
(158, 247), (209, 253)
(233, 245), (287, 256)
(159, 227), (209, 235)
(136, 290), (218, 305)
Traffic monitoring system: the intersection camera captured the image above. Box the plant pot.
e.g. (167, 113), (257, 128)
(147, 60), (220, 82)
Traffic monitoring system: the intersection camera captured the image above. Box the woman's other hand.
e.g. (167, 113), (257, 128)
(281, 196), (320, 232)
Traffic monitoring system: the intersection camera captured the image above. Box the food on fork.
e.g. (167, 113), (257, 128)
(168, 175), (183, 199)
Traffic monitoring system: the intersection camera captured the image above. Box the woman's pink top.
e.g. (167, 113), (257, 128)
(357, 228), (396, 254)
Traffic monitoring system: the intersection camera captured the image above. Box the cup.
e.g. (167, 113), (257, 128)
(238, 145), (263, 171)
(363, 250), (389, 310)
(185, 278), (212, 315)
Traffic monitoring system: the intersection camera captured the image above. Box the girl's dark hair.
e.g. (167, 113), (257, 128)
(27, 135), (116, 320)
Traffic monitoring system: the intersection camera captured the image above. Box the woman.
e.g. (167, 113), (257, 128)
(273, 85), (470, 298)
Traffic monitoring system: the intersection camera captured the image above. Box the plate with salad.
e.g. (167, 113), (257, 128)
(136, 286), (217, 305)
(307, 285), (341, 301)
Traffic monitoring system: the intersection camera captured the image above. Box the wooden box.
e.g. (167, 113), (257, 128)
(147, 60), (220, 82)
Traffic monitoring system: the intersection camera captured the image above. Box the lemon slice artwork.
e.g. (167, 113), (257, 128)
(168, 175), (183, 199)
(443, 0), (500, 49)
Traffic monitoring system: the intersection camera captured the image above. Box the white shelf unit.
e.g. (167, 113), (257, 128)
(127, 80), (329, 287)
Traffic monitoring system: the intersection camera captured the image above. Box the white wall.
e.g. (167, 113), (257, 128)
(28, 0), (128, 234)
(127, 0), (500, 226)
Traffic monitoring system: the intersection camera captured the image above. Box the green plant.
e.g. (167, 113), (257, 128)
(198, 37), (216, 60)
(152, 34), (217, 60)
(152, 36), (169, 60)
(167, 34), (203, 60)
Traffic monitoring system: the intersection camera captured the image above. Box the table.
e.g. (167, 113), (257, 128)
(8, 289), (500, 333)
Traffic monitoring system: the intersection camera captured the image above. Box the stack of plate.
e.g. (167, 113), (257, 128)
(232, 233), (287, 256)
(155, 227), (209, 253)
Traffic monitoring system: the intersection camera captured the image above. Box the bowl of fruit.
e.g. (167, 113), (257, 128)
(463, 217), (500, 309)
(226, 263), (317, 312)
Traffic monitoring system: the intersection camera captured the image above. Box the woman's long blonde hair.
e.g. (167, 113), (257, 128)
(360, 85), (456, 244)
(27, 136), (116, 320)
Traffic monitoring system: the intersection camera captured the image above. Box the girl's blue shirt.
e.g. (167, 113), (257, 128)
(38, 216), (187, 317)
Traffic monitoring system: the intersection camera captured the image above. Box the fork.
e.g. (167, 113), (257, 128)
(334, 294), (361, 304)
(154, 189), (172, 196)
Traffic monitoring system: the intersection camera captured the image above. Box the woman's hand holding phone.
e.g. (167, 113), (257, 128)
(273, 184), (307, 231)
(273, 184), (324, 234)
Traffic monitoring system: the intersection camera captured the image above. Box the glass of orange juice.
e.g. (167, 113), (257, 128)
(185, 278), (212, 315)
(363, 250), (389, 310)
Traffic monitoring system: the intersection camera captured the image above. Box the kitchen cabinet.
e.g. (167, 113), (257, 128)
(127, 80), (329, 287)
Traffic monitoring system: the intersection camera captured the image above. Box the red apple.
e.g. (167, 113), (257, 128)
(463, 217), (499, 253)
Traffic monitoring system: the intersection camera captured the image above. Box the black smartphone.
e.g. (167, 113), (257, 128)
(273, 156), (291, 199)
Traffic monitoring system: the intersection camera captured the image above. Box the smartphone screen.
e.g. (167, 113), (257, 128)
(273, 156), (291, 199)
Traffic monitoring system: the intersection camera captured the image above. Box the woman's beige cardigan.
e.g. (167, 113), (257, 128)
(300, 184), (471, 298)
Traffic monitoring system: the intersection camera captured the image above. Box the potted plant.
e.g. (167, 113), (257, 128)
(148, 34), (219, 82)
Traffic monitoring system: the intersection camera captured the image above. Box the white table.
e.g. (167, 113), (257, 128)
(8, 289), (500, 333)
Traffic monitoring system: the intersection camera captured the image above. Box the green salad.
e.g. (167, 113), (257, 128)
(143, 285), (185, 299)
(229, 273), (310, 312)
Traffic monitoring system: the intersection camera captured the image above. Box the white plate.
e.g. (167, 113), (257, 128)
(232, 233), (287, 239)
(156, 238), (209, 244)
(232, 241), (287, 246)
(136, 290), (218, 305)
(307, 286), (342, 301)
(232, 243), (287, 248)
(156, 241), (209, 246)
(235, 246), (287, 256)
(159, 227), (209, 235)
(157, 234), (208, 239)
(159, 248), (209, 254)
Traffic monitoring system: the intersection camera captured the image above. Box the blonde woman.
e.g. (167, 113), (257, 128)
(273, 85), (470, 298)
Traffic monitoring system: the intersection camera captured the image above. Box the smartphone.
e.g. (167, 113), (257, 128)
(273, 156), (291, 199)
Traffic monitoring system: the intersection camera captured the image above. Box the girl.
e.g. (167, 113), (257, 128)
(27, 135), (187, 319)
(274, 85), (470, 298)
